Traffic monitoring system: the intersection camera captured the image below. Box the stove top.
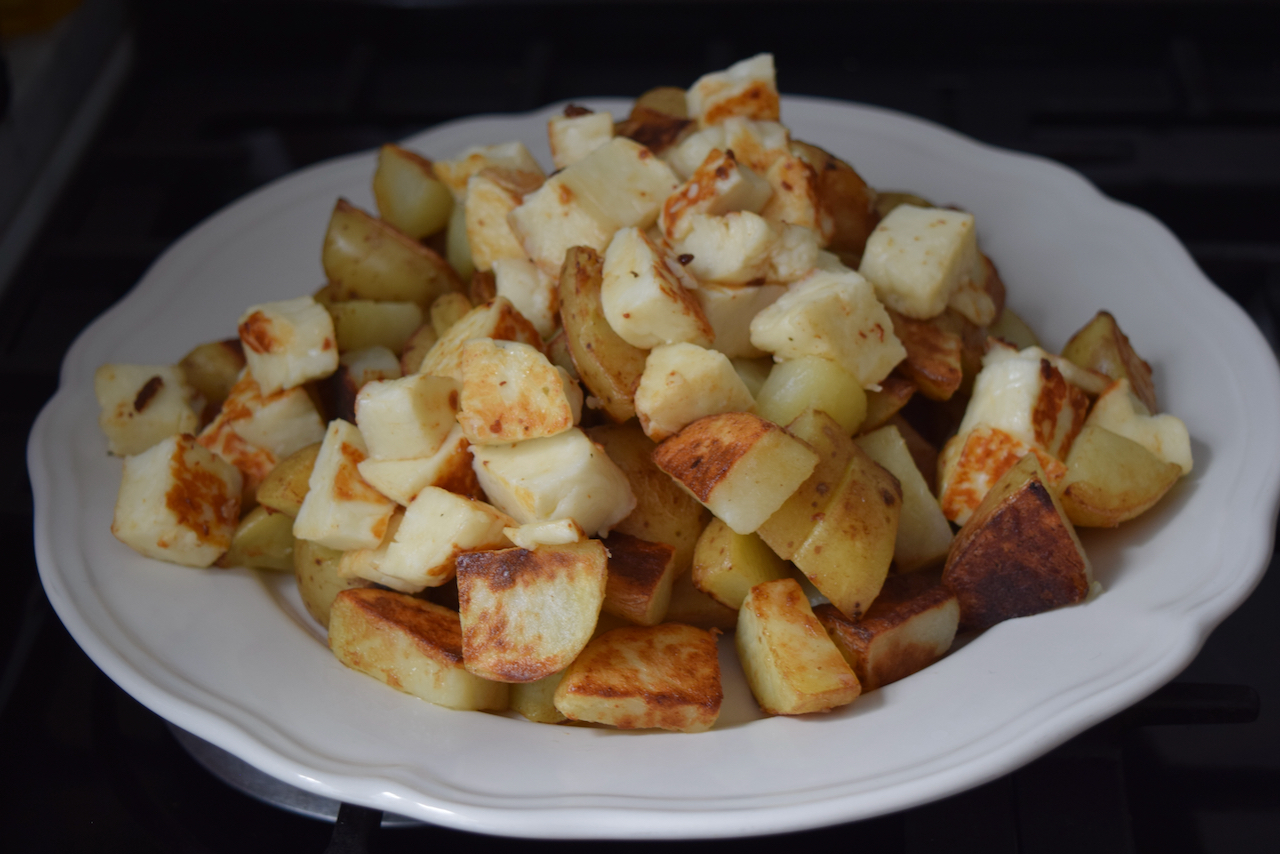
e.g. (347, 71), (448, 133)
(3, 2), (1278, 851)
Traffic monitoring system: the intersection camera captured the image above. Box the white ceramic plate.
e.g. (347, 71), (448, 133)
(30, 96), (1280, 840)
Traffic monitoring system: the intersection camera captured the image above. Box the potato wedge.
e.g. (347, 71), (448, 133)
(1058, 424), (1183, 527)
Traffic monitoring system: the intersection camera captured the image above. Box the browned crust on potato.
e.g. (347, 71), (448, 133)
(887, 309), (964, 401)
(331, 588), (464, 664)
(601, 532), (676, 625)
(651, 411), (775, 502)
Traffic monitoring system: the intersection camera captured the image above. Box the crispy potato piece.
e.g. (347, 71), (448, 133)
(456, 540), (608, 683)
(179, 339), (246, 421)
(664, 568), (738, 630)
(1059, 424), (1183, 527)
(855, 425), (953, 573)
(554, 623), (722, 732)
(511, 671), (568, 724)
(790, 140), (878, 263)
(558, 245), (648, 423)
(737, 578), (860, 716)
(887, 308), (964, 401)
(601, 532), (679, 626)
(943, 454), (1092, 631)
(755, 355), (867, 434)
(329, 588), (508, 711)
(1061, 310), (1157, 412)
(256, 442), (321, 516)
(860, 375), (917, 434)
(327, 300), (424, 355)
(692, 517), (790, 610)
(371, 143), (453, 240)
(216, 505), (294, 571)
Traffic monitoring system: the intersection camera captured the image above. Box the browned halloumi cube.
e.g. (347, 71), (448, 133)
(937, 424), (1067, 527)
(292, 419), (396, 551)
(736, 578), (860, 716)
(464, 168), (545, 272)
(686, 53), (780, 128)
(600, 531), (678, 626)
(95, 364), (201, 456)
(553, 623), (723, 732)
(456, 339), (582, 445)
(814, 571), (959, 691)
(414, 296), (543, 382)
(328, 588), (508, 712)
(456, 540), (608, 682)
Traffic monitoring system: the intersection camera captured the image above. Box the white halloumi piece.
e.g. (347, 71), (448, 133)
(694, 281), (787, 359)
(111, 433), (242, 568)
(355, 373), (460, 461)
(293, 419), (397, 551)
(456, 338), (582, 445)
(471, 427), (636, 536)
(766, 222), (821, 284)
(415, 296), (544, 381)
(237, 296), (339, 394)
(659, 148), (773, 242)
(664, 118), (791, 181)
(503, 517), (586, 550)
(357, 422), (477, 506)
(748, 267), (906, 388)
(463, 172), (532, 272)
(686, 53), (781, 128)
(432, 141), (544, 200)
(1087, 378), (1193, 475)
(492, 256), (558, 338)
(937, 424), (1068, 526)
(548, 110), (614, 170)
(95, 364), (201, 457)
(634, 342), (756, 441)
(506, 171), (616, 279)
(759, 152), (834, 246)
(340, 486), (514, 592)
(673, 211), (776, 286)
(338, 346), (401, 388)
(600, 226), (714, 349)
(859, 205), (982, 320)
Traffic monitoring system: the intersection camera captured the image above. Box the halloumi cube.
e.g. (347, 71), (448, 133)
(694, 281), (787, 358)
(1086, 378), (1192, 475)
(492, 256), (558, 339)
(634, 342), (755, 441)
(415, 296), (543, 381)
(464, 168), (544, 271)
(503, 517), (586, 550)
(687, 53), (781, 128)
(457, 539), (608, 682)
(354, 373), (459, 461)
(759, 152), (833, 245)
(111, 433), (243, 567)
(432, 141), (544, 200)
(601, 226), (714, 349)
(937, 424), (1068, 526)
(357, 422), (480, 506)
(859, 205), (982, 320)
(548, 109), (614, 170)
(766, 223), (821, 284)
(673, 211), (776, 286)
(292, 419), (396, 550)
(457, 339), (582, 445)
(659, 148), (773, 242)
(237, 296), (339, 394)
(95, 364), (201, 456)
(663, 118), (790, 180)
(749, 267), (907, 388)
(470, 427), (636, 536)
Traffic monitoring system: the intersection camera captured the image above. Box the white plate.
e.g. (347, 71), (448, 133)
(29, 96), (1280, 839)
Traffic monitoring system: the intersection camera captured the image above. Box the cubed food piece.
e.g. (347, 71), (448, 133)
(355, 373), (459, 461)
(652, 411), (818, 535)
(294, 538), (371, 629)
(216, 504), (295, 572)
(687, 53), (780, 128)
(340, 486), (514, 592)
(600, 531), (678, 626)
(457, 539), (608, 682)
(1058, 423), (1184, 528)
(1062, 310), (1158, 413)
(237, 296), (339, 394)
(464, 168), (544, 272)
(327, 300), (424, 355)
(600, 226), (713, 349)
(292, 419), (397, 551)
(634, 343), (755, 442)
(749, 267), (906, 389)
(398, 323), (438, 375)
(548, 109), (614, 170)
(694, 281), (786, 359)
(317, 346), (402, 423)
(815, 571), (959, 691)
(414, 296), (543, 382)
(736, 578), (860, 716)
(554, 623), (722, 732)
(371, 143), (454, 240)
(788, 141), (878, 262)
(503, 518), (586, 550)
(672, 211), (776, 286)
(887, 308), (965, 402)
(323, 199), (462, 307)
(329, 588), (509, 712)
(855, 425), (953, 573)
(357, 422), (481, 506)
(432, 140), (544, 200)
(457, 339), (582, 446)
(431, 291), (475, 338)
(111, 434), (243, 568)
(178, 339), (246, 419)
(691, 517), (790, 610)
(493, 257), (558, 339)
(858, 205), (982, 320)
(758, 152), (833, 245)
(471, 427), (635, 536)
(95, 364), (201, 456)
(937, 424), (1067, 527)
(943, 454), (1093, 631)
(754, 355), (866, 435)
(1086, 378), (1192, 475)
(665, 569), (739, 630)
(659, 148), (773, 242)
(511, 671), (568, 724)
(946, 251), (1005, 327)
(666, 118), (790, 181)
(255, 442), (320, 517)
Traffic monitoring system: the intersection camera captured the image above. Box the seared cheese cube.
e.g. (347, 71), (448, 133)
(464, 169), (544, 271)
(432, 141), (544, 200)
(673, 211), (776, 286)
(652, 411), (819, 535)
(237, 296), (338, 394)
(355, 373), (459, 461)
(554, 623), (722, 732)
(749, 268), (906, 388)
(659, 148), (773, 242)
(695, 281), (787, 358)
(759, 152), (833, 245)
(766, 223), (821, 284)
(1087, 378), (1193, 475)
(292, 419), (396, 550)
(600, 226), (713, 349)
(938, 425), (1068, 526)
(506, 172), (615, 279)
(737, 577), (860, 716)
(548, 110), (614, 170)
(329, 588), (509, 712)
(457, 339), (582, 445)
(338, 346), (401, 387)
(457, 540), (608, 682)
(687, 53), (781, 128)
(634, 343), (755, 441)
(357, 422), (480, 506)
(95, 364), (200, 456)
(111, 434), (242, 567)
(340, 486), (514, 592)
(663, 118), (790, 180)
(492, 256), (558, 338)
(503, 517), (586, 550)
(471, 427), (636, 536)
(415, 296), (543, 381)
(859, 205), (982, 320)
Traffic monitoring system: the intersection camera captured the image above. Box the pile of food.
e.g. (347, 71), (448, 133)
(95, 54), (1193, 732)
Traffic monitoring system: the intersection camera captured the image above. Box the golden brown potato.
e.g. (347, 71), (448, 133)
(371, 143), (453, 240)
(327, 300), (424, 354)
(855, 424), (952, 573)
(216, 505), (294, 571)
(887, 309), (964, 401)
(873, 191), (933, 221)
(663, 569), (738, 630)
(1061, 310), (1158, 412)
(601, 532), (679, 626)
(1058, 424), (1183, 527)
(691, 517), (790, 610)
(554, 623), (722, 732)
(790, 140), (878, 263)
(294, 538), (368, 628)
(943, 454), (1092, 631)
(255, 442), (321, 517)
(179, 338), (246, 421)
(860, 375), (917, 434)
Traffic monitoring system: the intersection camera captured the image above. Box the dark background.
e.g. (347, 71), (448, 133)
(1, 1), (1277, 851)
